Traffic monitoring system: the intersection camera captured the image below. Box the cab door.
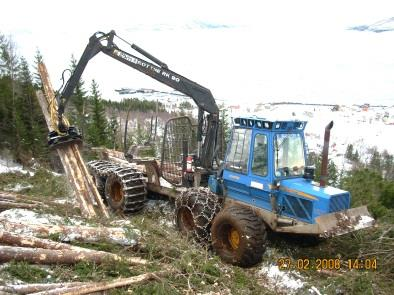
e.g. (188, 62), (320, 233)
(222, 128), (253, 202)
(248, 131), (273, 211)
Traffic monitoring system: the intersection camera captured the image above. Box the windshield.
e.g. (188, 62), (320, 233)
(274, 133), (305, 177)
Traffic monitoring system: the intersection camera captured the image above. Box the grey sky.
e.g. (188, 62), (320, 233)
(1, 0), (394, 106)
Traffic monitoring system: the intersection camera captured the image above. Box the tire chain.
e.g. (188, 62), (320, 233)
(87, 160), (146, 213)
(175, 187), (222, 243)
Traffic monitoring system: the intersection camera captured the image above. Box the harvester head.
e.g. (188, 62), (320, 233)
(48, 126), (82, 149)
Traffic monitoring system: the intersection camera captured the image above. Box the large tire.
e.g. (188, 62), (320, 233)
(87, 160), (146, 213)
(87, 160), (119, 203)
(104, 168), (146, 213)
(211, 205), (267, 267)
(175, 188), (222, 243)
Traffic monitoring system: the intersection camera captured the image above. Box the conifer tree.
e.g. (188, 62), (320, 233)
(0, 35), (20, 158)
(87, 79), (108, 146)
(17, 57), (48, 162)
(32, 48), (43, 90)
(369, 148), (382, 172)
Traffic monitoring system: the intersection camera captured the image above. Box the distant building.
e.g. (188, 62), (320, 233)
(361, 103), (370, 111)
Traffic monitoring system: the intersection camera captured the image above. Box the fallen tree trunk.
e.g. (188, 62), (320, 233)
(0, 282), (85, 294)
(0, 230), (144, 265)
(0, 246), (146, 265)
(0, 201), (38, 210)
(30, 272), (166, 295)
(0, 219), (138, 246)
(0, 191), (48, 205)
(0, 230), (76, 250)
(0, 191), (58, 206)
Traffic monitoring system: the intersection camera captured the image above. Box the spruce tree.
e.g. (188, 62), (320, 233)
(0, 35), (20, 159)
(87, 80), (108, 146)
(369, 148), (382, 172)
(0, 34), (14, 148)
(382, 150), (394, 180)
(345, 144), (354, 160)
(33, 48), (43, 90)
(17, 57), (48, 163)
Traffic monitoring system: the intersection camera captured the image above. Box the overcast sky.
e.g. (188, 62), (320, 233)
(1, 0), (394, 106)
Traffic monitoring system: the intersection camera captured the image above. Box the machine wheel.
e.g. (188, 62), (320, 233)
(105, 167), (146, 213)
(175, 188), (222, 243)
(87, 160), (119, 203)
(211, 205), (267, 267)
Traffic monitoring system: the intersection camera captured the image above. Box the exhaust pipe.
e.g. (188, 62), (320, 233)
(320, 121), (334, 187)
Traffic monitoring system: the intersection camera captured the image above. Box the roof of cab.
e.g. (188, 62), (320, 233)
(233, 117), (307, 132)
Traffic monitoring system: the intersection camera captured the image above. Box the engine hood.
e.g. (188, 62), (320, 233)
(279, 178), (348, 200)
(277, 177), (351, 223)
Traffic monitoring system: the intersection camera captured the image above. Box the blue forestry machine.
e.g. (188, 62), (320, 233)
(53, 30), (374, 267)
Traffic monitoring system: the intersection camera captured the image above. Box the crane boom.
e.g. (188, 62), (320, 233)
(54, 30), (219, 170)
(57, 30), (218, 125)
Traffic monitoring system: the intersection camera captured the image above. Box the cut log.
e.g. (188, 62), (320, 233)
(0, 219), (138, 246)
(0, 230), (76, 250)
(0, 245), (146, 265)
(35, 90), (96, 219)
(0, 230), (143, 265)
(0, 191), (69, 208)
(30, 272), (166, 295)
(0, 282), (85, 294)
(0, 191), (44, 204)
(0, 201), (38, 210)
(36, 63), (109, 219)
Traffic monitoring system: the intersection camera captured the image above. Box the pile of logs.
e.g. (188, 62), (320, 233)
(37, 63), (109, 219)
(0, 217), (143, 265)
(0, 217), (167, 294)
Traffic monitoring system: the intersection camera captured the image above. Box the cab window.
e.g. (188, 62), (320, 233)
(251, 134), (268, 176)
(225, 128), (252, 174)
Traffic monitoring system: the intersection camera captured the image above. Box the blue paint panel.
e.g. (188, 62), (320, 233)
(329, 194), (350, 212)
(281, 193), (313, 223)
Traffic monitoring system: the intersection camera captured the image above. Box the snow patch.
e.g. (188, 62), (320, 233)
(144, 199), (175, 228)
(258, 264), (305, 294)
(309, 286), (322, 295)
(3, 183), (33, 192)
(354, 215), (375, 230)
(0, 158), (33, 175)
(0, 208), (64, 225)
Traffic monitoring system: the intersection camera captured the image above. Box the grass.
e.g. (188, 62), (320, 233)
(3, 261), (50, 283)
(0, 168), (69, 199)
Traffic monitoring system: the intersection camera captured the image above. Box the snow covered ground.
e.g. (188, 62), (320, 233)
(0, 158), (33, 176)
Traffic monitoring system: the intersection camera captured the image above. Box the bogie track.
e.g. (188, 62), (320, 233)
(87, 160), (146, 213)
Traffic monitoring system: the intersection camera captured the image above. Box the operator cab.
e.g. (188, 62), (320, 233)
(224, 117), (307, 182)
(219, 117), (312, 222)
